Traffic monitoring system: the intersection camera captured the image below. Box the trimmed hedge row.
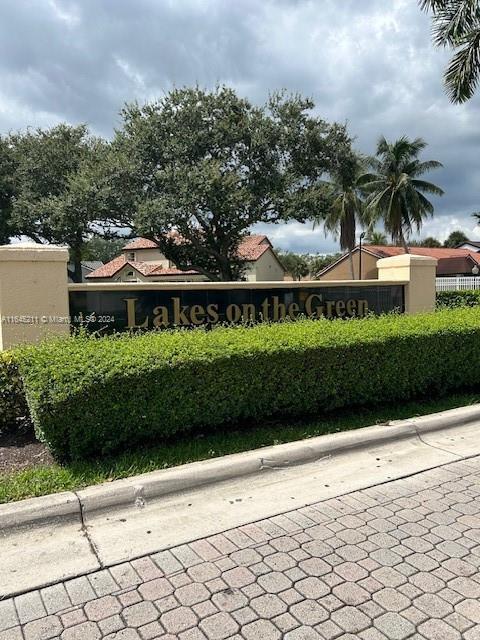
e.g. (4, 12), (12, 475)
(0, 351), (29, 433)
(437, 290), (480, 309)
(16, 306), (480, 461)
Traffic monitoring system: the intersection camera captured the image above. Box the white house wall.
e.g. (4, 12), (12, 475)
(245, 249), (285, 281)
(124, 248), (170, 265)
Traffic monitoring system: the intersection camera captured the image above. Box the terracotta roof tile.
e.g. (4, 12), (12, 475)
(85, 255), (127, 279)
(365, 244), (480, 263)
(237, 235), (271, 261)
(122, 238), (159, 250)
(88, 234), (277, 279)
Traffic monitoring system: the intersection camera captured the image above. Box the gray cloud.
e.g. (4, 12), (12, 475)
(1, 0), (479, 252)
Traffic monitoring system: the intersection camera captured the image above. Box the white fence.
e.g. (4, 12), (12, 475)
(436, 276), (480, 291)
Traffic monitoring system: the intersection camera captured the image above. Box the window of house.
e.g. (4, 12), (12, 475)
(125, 270), (137, 282)
(127, 251), (135, 261)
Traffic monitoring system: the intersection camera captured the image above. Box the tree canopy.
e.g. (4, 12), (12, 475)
(359, 136), (444, 252)
(9, 124), (110, 281)
(443, 229), (469, 247)
(112, 86), (356, 280)
(317, 156), (366, 278)
(277, 251), (310, 280)
(365, 229), (388, 245)
(0, 136), (16, 244)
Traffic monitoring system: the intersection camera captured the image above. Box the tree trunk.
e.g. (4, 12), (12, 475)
(217, 251), (237, 281)
(401, 234), (410, 254)
(72, 246), (83, 283)
(348, 251), (355, 279)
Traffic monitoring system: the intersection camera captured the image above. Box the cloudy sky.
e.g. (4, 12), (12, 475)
(1, 0), (479, 253)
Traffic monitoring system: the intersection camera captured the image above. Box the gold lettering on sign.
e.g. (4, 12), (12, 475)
(272, 296), (286, 321)
(241, 303), (256, 321)
(346, 299), (357, 315)
(325, 300), (335, 318)
(121, 292), (371, 330)
(305, 294), (323, 317)
(335, 300), (346, 317)
(153, 305), (169, 328)
(226, 304), (242, 322)
(357, 299), (368, 315)
(207, 303), (219, 323)
(124, 298), (148, 329)
(190, 304), (206, 325)
(288, 302), (300, 320)
(261, 298), (270, 321)
(173, 297), (190, 325)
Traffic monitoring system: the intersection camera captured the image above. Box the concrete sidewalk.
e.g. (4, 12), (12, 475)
(2, 405), (480, 599)
(2, 453), (480, 639)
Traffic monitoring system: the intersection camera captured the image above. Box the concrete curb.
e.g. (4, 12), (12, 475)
(2, 403), (480, 529)
(0, 491), (80, 529)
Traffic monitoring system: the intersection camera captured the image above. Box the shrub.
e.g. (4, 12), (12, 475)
(17, 307), (480, 461)
(0, 351), (30, 433)
(437, 290), (480, 309)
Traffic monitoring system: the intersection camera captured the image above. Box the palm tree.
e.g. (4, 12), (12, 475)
(365, 229), (388, 245)
(420, 0), (480, 103)
(358, 136), (444, 253)
(315, 159), (366, 279)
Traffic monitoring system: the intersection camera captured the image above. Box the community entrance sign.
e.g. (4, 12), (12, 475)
(69, 283), (405, 333)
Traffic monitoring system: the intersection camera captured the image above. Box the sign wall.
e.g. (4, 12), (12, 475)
(69, 284), (405, 333)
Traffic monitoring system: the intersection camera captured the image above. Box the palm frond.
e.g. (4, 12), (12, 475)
(420, 0), (448, 10)
(416, 191), (436, 216)
(430, 1), (480, 46)
(409, 159), (444, 176)
(410, 178), (445, 196)
(444, 28), (480, 103)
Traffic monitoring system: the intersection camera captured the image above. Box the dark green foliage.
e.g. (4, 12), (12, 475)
(0, 351), (29, 433)
(308, 253), (343, 277)
(114, 86), (355, 280)
(82, 237), (127, 263)
(0, 135), (17, 244)
(16, 307), (480, 461)
(444, 229), (469, 248)
(420, 0), (480, 103)
(359, 136), (443, 251)
(276, 251), (310, 280)
(9, 124), (112, 282)
(410, 237), (442, 248)
(437, 290), (480, 308)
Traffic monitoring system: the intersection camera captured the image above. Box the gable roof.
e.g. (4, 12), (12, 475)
(237, 235), (272, 261)
(122, 238), (159, 250)
(122, 234), (272, 258)
(457, 240), (480, 249)
(363, 245), (480, 262)
(87, 235), (280, 279)
(318, 244), (480, 278)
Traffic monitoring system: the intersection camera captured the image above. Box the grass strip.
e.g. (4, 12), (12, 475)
(1, 389), (478, 503)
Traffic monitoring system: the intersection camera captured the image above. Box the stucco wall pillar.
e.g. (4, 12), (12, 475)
(0, 243), (70, 350)
(377, 254), (437, 314)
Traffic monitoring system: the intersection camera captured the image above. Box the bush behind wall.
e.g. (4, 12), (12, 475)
(436, 290), (480, 309)
(0, 351), (29, 433)
(16, 307), (480, 461)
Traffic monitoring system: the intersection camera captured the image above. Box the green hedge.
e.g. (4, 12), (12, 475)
(0, 351), (29, 433)
(17, 307), (480, 461)
(437, 290), (480, 309)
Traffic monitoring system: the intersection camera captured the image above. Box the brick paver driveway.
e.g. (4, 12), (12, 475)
(3, 455), (480, 639)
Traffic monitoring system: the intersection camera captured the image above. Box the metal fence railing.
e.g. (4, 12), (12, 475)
(436, 277), (480, 291)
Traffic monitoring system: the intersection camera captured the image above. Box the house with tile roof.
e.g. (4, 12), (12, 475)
(86, 235), (286, 282)
(456, 240), (480, 252)
(318, 245), (480, 281)
(67, 261), (103, 283)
